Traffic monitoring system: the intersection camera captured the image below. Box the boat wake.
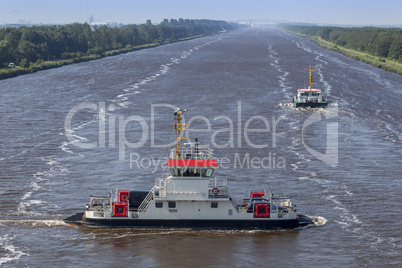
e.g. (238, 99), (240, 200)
(309, 215), (327, 226)
(114, 36), (225, 109)
(0, 234), (28, 266)
(0, 219), (67, 228)
(0, 219), (66, 265)
(267, 43), (292, 98)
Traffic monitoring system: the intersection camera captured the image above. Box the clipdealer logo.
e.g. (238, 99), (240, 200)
(302, 102), (338, 167)
(64, 101), (338, 169)
(64, 102), (285, 158)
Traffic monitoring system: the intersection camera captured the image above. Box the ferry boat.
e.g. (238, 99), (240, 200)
(292, 66), (328, 108)
(64, 109), (315, 229)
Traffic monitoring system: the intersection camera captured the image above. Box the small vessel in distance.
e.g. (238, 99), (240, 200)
(64, 109), (316, 229)
(292, 66), (328, 108)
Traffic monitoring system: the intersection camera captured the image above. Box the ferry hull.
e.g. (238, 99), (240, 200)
(64, 213), (313, 230)
(293, 102), (328, 108)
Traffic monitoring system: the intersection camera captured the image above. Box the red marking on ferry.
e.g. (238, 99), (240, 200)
(297, 89), (322, 93)
(166, 159), (218, 167)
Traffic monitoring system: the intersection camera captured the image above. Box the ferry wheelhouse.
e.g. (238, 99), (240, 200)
(293, 66), (328, 108)
(64, 109), (313, 229)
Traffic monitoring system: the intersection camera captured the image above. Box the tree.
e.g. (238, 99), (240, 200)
(19, 58), (29, 68)
(319, 27), (333, 40)
(388, 37), (402, 61)
(375, 37), (391, 57)
(0, 19), (240, 71)
(17, 40), (39, 63)
(0, 40), (12, 66)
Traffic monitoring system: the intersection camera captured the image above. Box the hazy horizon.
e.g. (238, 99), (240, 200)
(1, 0), (401, 26)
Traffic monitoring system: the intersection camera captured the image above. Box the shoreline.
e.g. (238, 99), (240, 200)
(283, 30), (402, 76)
(0, 34), (205, 80)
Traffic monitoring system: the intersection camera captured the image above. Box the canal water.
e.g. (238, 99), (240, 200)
(0, 28), (401, 266)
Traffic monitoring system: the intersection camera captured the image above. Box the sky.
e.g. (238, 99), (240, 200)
(0, 0), (401, 26)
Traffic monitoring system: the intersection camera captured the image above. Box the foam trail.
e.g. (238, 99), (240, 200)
(0, 234), (28, 265)
(114, 36), (224, 108)
(0, 219), (67, 227)
(307, 216), (327, 226)
(267, 43), (292, 98)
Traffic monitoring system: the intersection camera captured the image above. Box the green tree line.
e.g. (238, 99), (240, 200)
(0, 19), (238, 70)
(281, 25), (402, 62)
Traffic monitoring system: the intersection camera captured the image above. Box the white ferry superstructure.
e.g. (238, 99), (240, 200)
(64, 109), (314, 229)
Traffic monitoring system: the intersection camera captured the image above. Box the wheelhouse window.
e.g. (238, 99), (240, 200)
(183, 168), (200, 177)
(201, 168), (214, 177)
(170, 167), (214, 177)
(170, 168), (180, 177)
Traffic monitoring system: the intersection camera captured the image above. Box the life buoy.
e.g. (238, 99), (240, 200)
(212, 188), (219, 195)
(121, 194), (128, 201)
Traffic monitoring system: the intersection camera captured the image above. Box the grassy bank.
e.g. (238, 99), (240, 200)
(311, 36), (402, 75)
(0, 54), (101, 80)
(281, 28), (402, 76)
(0, 34), (205, 80)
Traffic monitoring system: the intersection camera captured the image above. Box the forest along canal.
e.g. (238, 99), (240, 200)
(0, 28), (401, 266)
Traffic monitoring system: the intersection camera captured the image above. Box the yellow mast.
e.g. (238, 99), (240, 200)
(174, 109), (187, 159)
(308, 66), (316, 91)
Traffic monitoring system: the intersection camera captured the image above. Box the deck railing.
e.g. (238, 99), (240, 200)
(169, 146), (213, 159)
(208, 177), (227, 188)
(87, 196), (112, 212)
